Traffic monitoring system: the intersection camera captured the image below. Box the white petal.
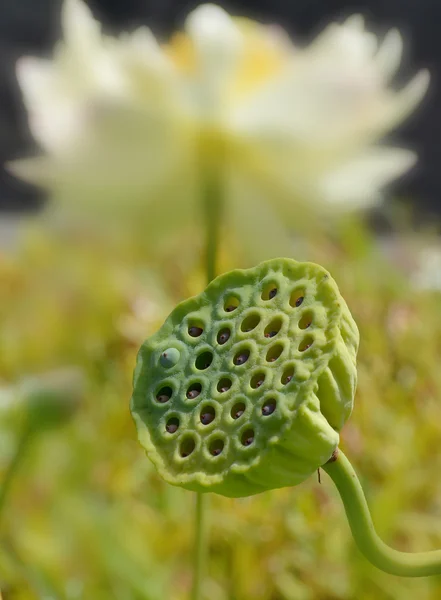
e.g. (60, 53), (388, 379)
(16, 56), (54, 105)
(344, 14), (365, 31)
(128, 27), (160, 54)
(62, 0), (101, 49)
(313, 15), (377, 62)
(16, 57), (82, 152)
(366, 68), (430, 142)
(185, 3), (242, 107)
(376, 28), (403, 81)
(120, 26), (173, 79)
(185, 3), (241, 59)
(390, 69), (431, 124)
(319, 147), (416, 209)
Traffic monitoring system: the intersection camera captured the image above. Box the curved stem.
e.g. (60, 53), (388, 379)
(0, 423), (33, 528)
(322, 449), (441, 577)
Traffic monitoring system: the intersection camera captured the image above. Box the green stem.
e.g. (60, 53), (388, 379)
(190, 177), (220, 600)
(323, 449), (441, 576)
(204, 178), (221, 284)
(192, 492), (209, 600)
(0, 424), (32, 527)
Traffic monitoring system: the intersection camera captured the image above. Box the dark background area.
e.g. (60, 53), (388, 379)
(0, 0), (440, 216)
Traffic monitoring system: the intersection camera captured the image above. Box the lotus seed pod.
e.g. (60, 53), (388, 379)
(131, 258), (359, 498)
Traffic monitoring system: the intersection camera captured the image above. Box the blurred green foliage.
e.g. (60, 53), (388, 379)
(1, 218), (441, 599)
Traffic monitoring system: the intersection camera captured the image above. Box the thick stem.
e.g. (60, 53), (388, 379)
(0, 424), (33, 527)
(322, 449), (441, 576)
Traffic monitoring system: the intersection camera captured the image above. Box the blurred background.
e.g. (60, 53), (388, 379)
(1, 1), (441, 599)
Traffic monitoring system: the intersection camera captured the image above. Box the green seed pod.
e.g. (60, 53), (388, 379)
(131, 258), (359, 497)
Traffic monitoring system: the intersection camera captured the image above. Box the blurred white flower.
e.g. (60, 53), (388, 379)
(9, 0), (429, 252)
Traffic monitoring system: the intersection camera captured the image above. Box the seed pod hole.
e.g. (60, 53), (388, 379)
(187, 382), (202, 399)
(266, 344), (283, 363)
(188, 324), (203, 337)
(224, 296), (239, 313)
(241, 429), (255, 447)
(261, 283), (278, 301)
(231, 402), (246, 419)
(195, 351), (213, 370)
(166, 417), (179, 433)
(156, 386), (172, 403)
(233, 349), (250, 366)
(217, 378), (232, 393)
(241, 313), (260, 332)
(200, 405), (216, 425)
(299, 336), (314, 352)
(264, 318), (282, 338)
(299, 312), (313, 330)
(262, 399), (276, 416)
(281, 366), (294, 385)
(290, 289), (305, 308)
(250, 373), (265, 389)
(209, 439), (224, 456)
(217, 328), (231, 345)
(180, 437), (196, 458)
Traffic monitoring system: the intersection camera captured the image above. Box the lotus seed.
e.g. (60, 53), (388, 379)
(299, 312), (313, 330)
(234, 352), (249, 365)
(299, 337), (313, 352)
(241, 429), (255, 446)
(156, 386), (172, 403)
(160, 348), (180, 368)
(262, 399), (276, 416)
(231, 403), (246, 419)
(209, 439), (224, 456)
(180, 438), (195, 457)
(250, 373), (265, 389)
(200, 406), (215, 425)
(266, 344), (283, 362)
(217, 378), (232, 393)
(189, 326), (203, 337)
(217, 329), (230, 344)
(187, 384), (202, 399)
(281, 369), (293, 384)
(166, 418), (179, 433)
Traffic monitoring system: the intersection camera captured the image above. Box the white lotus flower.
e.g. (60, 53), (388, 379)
(9, 0), (430, 251)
